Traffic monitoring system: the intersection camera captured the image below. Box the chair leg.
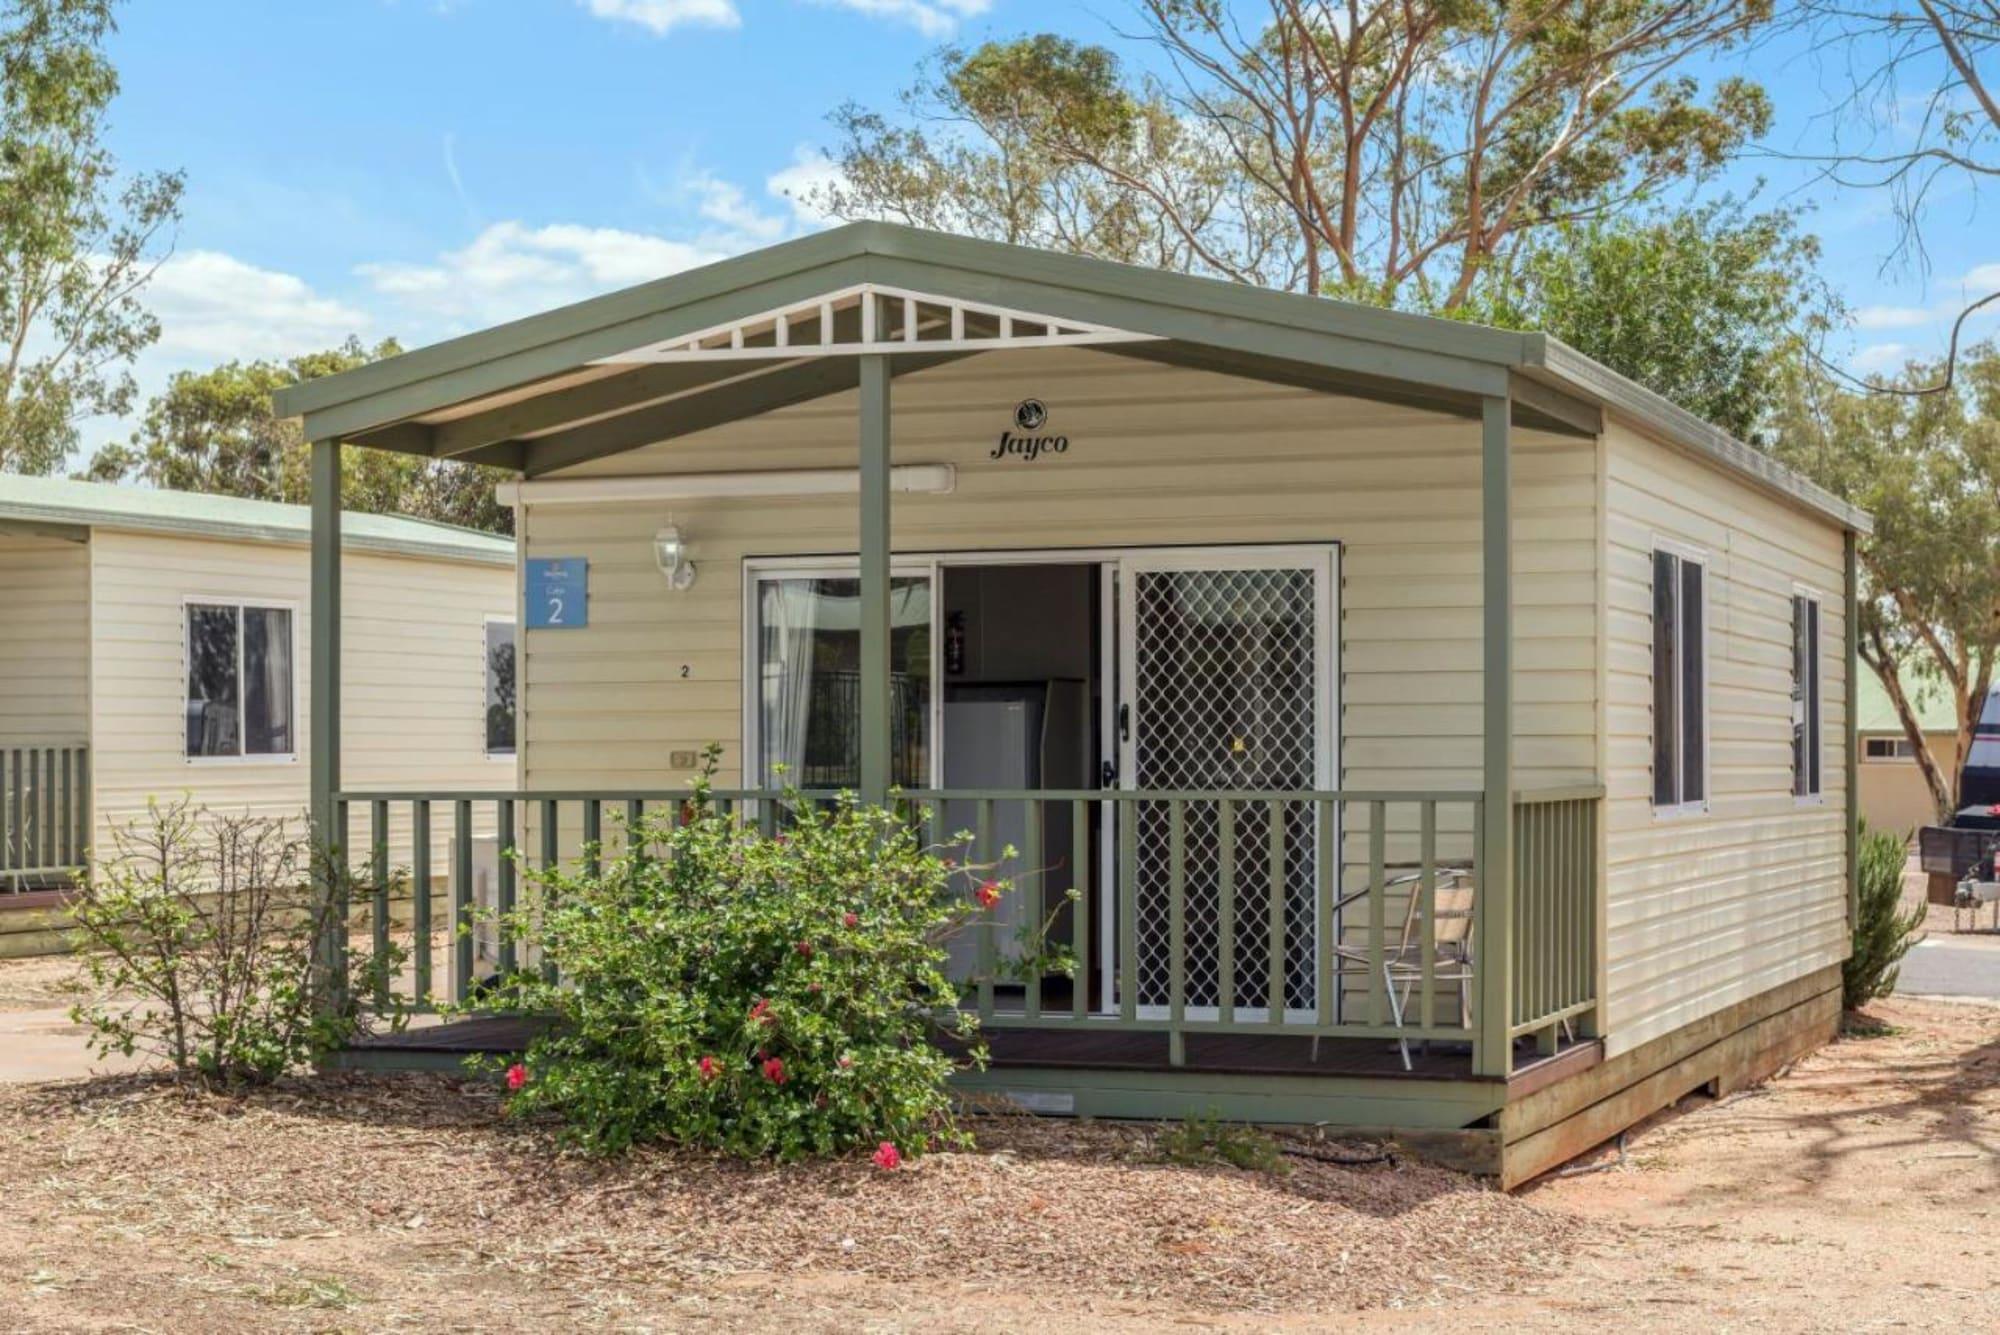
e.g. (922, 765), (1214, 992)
(1385, 963), (1412, 1071)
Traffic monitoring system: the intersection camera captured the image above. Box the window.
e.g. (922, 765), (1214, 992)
(755, 573), (932, 789)
(1651, 548), (1706, 810)
(185, 601), (295, 760)
(1792, 594), (1823, 798)
(1864, 736), (1915, 761)
(485, 619), (517, 757)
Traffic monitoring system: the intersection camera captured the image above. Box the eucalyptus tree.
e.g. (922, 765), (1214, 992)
(1769, 345), (2000, 820)
(812, 0), (1775, 306)
(0, 0), (181, 473)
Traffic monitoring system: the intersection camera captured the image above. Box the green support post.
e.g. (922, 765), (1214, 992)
(1475, 394), (1514, 1078)
(309, 437), (346, 1009)
(858, 351), (891, 805)
(1845, 529), (1860, 928)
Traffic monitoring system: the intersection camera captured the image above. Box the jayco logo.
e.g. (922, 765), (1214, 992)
(991, 399), (1069, 461)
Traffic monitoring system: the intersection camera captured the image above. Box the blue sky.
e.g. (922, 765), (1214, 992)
(86, 0), (1995, 453)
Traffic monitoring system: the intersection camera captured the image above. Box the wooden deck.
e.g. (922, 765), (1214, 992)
(342, 1013), (1599, 1089)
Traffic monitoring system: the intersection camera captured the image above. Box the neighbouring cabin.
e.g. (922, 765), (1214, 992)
(275, 223), (1866, 1187)
(0, 477), (519, 955)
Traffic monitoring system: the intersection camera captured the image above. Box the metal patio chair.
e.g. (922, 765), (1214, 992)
(1332, 864), (1478, 1071)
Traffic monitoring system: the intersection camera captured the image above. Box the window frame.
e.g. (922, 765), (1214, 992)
(1650, 540), (1711, 818)
(483, 615), (519, 760)
(1862, 735), (1916, 762)
(1791, 588), (1825, 803)
(180, 594), (301, 766)
(741, 557), (944, 792)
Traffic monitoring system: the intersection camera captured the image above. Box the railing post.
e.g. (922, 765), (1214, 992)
(1476, 391), (1515, 1078)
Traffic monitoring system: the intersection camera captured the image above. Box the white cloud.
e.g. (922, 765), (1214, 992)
(683, 168), (789, 242)
(145, 250), (372, 363)
(580, 0), (741, 36)
(1852, 304), (1934, 331)
(357, 221), (734, 332)
(1849, 342), (1912, 374)
(812, 0), (989, 37)
(765, 146), (844, 227)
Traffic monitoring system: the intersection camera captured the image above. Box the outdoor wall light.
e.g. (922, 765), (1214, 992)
(654, 523), (696, 590)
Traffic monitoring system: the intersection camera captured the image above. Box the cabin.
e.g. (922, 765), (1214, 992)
(276, 223), (1866, 1187)
(0, 477), (517, 952)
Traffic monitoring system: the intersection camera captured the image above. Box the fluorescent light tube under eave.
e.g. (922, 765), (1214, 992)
(494, 464), (956, 507)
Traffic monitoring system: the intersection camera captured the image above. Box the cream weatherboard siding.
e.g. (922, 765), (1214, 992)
(1600, 416), (1849, 1058)
(84, 528), (515, 864)
(0, 535), (89, 746)
(517, 347), (1599, 872)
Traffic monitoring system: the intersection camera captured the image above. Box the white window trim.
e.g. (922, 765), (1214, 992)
(483, 615), (518, 761)
(1792, 584), (1826, 806)
(1862, 735), (1918, 763)
(180, 594), (302, 766)
(1651, 540), (1711, 820)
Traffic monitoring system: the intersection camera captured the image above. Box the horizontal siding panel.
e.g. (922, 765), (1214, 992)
(519, 347), (1601, 799)
(1599, 415), (1850, 1057)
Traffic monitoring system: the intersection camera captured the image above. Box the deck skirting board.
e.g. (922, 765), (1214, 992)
(1496, 964), (1842, 1189)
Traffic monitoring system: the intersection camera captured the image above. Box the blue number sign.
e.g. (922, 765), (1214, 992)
(525, 557), (588, 629)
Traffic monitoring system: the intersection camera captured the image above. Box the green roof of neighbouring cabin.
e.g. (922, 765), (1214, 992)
(268, 220), (1871, 537)
(1856, 666), (1959, 734)
(0, 474), (513, 566)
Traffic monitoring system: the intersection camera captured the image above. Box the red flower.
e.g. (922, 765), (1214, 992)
(762, 1056), (787, 1085)
(872, 1142), (902, 1171)
(796, 939), (814, 958)
(750, 998), (774, 1027)
(975, 881), (1003, 910)
(697, 1055), (719, 1082)
(838, 1054), (853, 1070)
(505, 1062), (528, 1092)
(842, 912), (859, 929)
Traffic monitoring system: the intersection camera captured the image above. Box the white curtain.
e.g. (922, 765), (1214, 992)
(761, 580), (820, 786)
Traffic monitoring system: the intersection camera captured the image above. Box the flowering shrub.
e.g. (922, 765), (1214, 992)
(481, 754), (1056, 1160)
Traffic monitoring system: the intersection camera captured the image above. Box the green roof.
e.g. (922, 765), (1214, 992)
(270, 220), (1870, 537)
(0, 475), (513, 566)
(1856, 666), (1958, 734)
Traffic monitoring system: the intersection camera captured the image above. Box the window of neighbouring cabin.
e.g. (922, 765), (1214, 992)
(1864, 736), (1915, 761)
(1651, 548), (1707, 811)
(185, 601), (295, 760)
(485, 619), (517, 757)
(1792, 594), (1823, 799)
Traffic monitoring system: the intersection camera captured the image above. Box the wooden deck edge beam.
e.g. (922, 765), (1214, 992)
(1498, 963), (1841, 1141)
(1497, 977), (1841, 1190)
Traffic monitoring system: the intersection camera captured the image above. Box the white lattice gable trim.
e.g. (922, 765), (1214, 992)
(591, 283), (1161, 364)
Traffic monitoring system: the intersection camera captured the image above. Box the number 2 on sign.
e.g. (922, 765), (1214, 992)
(547, 595), (565, 625)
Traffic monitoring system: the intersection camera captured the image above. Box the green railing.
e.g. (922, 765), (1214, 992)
(330, 784), (1602, 1076)
(2, 743), (89, 889)
(1510, 786), (1601, 1051)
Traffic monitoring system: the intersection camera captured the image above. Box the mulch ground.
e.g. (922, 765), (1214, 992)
(0, 1070), (1583, 1330)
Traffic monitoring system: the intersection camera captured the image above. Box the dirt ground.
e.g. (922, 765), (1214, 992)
(1, 968), (1996, 1332)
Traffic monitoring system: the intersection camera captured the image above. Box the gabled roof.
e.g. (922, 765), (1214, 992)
(272, 220), (1869, 535)
(0, 475), (514, 566)
(1856, 666), (1959, 734)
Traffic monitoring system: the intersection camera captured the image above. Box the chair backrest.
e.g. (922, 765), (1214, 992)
(1395, 867), (1476, 956)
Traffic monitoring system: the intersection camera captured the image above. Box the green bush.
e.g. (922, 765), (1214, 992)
(69, 798), (404, 1086)
(1843, 822), (1926, 1011)
(483, 759), (1054, 1159)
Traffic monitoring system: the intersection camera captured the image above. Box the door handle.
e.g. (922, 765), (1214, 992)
(1100, 759), (1118, 787)
(1118, 703), (1131, 743)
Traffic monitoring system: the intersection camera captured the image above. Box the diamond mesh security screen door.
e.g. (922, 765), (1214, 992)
(1118, 550), (1335, 1017)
